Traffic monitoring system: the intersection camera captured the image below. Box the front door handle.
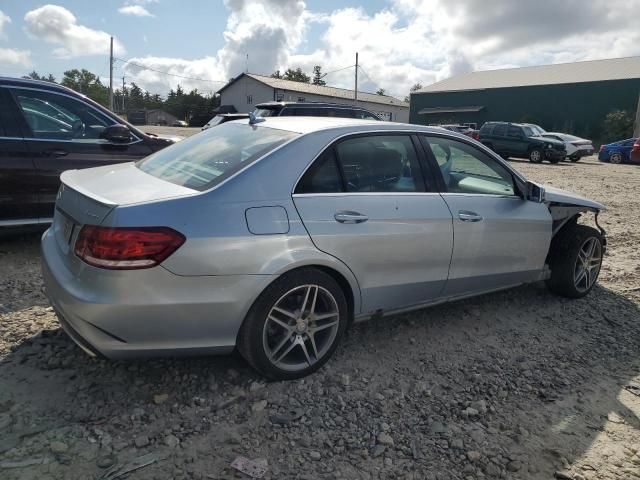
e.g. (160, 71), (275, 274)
(43, 149), (68, 157)
(458, 210), (483, 222)
(334, 211), (369, 224)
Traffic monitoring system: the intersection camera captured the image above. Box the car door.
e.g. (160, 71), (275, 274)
(421, 134), (552, 297)
(6, 86), (154, 220)
(490, 124), (509, 154)
(293, 133), (454, 315)
(0, 88), (38, 223)
(506, 126), (528, 156)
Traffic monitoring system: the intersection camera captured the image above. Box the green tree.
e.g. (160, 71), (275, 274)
(270, 70), (283, 79)
(312, 66), (326, 86)
(23, 71), (56, 82)
(376, 88), (385, 96)
(283, 68), (310, 83)
(61, 69), (109, 106)
(603, 109), (634, 141)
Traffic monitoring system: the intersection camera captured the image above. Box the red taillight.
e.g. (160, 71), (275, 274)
(74, 226), (185, 270)
(632, 140), (640, 153)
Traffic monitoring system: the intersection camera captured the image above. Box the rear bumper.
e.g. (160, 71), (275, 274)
(41, 228), (275, 360)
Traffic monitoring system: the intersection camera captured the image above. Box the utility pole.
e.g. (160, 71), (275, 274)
(122, 76), (125, 112)
(109, 36), (114, 112)
(634, 92), (640, 138)
(246, 53), (249, 73)
(354, 52), (358, 104)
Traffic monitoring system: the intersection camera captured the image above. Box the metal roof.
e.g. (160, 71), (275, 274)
(418, 106), (485, 115)
(219, 73), (409, 108)
(415, 56), (640, 94)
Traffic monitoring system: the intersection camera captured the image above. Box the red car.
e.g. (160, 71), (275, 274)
(631, 138), (640, 163)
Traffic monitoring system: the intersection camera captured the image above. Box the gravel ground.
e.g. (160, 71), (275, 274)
(1, 138), (640, 480)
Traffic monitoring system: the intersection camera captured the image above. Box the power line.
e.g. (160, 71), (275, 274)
(357, 64), (403, 100)
(114, 57), (228, 84)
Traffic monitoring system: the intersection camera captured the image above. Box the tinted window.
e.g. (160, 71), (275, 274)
(295, 149), (343, 193)
(10, 88), (113, 141)
(507, 126), (522, 138)
(492, 124), (507, 136)
(137, 123), (297, 191)
(479, 124), (493, 135)
(254, 107), (281, 117)
(336, 135), (424, 192)
(426, 136), (515, 196)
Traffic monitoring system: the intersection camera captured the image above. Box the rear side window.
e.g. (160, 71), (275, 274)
(254, 107), (281, 117)
(492, 124), (507, 136)
(479, 124), (493, 135)
(295, 149), (343, 193)
(137, 123), (297, 191)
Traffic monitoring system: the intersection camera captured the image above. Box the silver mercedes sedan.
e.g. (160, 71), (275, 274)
(42, 117), (606, 380)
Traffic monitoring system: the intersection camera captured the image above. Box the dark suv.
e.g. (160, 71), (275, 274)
(479, 121), (566, 163)
(0, 77), (177, 227)
(253, 102), (381, 120)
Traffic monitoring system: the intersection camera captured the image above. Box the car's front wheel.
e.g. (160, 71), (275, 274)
(529, 148), (544, 163)
(546, 224), (604, 298)
(238, 268), (348, 380)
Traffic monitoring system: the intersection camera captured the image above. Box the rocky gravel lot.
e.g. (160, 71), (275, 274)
(1, 134), (640, 480)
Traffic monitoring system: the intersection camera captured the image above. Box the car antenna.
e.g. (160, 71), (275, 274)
(248, 112), (265, 125)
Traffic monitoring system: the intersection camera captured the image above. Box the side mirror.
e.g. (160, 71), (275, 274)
(101, 124), (133, 144)
(527, 181), (545, 203)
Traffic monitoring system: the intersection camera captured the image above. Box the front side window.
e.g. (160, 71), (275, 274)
(492, 124), (507, 136)
(425, 136), (516, 196)
(137, 123), (297, 191)
(9, 88), (113, 141)
(507, 126), (522, 138)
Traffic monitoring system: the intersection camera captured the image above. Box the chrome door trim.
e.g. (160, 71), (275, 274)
(0, 217), (53, 227)
(1, 85), (143, 145)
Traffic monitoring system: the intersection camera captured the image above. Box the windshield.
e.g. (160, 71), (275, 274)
(137, 123), (298, 191)
(254, 107), (281, 117)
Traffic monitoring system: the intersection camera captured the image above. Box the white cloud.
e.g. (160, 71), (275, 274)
(24, 4), (125, 58)
(123, 0), (640, 98)
(0, 47), (32, 67)
(0, 10), (10, 40)
(118, 5), (154, 17)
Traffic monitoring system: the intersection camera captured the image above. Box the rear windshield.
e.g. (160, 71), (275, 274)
(136, 123), (298, 191)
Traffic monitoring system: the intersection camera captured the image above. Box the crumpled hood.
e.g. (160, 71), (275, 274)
(540, 183), (606, 211)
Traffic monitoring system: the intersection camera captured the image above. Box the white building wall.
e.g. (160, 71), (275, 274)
(220, 76), (409, 122)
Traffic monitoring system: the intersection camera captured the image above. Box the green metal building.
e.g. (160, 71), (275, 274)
(410, 57), (640, 140)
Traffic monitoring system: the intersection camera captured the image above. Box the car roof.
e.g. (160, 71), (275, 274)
(237, 116), (450, 135)
(0, 76), (80, 95)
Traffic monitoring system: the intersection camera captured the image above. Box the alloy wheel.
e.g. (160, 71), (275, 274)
(573, 237), (602, 293)
(530, 150), (542, 163)
(610, 153), (623, 164)
(262, 285), (340, 372)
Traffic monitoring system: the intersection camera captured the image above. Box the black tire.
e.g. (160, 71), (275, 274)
(610, 152), (624, 164)
(529, 148), (544, 163)
(570, 156), (580, 162)
(238, 268), (348, 380)
(546, 224), (604, 298)
(548, 157), (561, 164)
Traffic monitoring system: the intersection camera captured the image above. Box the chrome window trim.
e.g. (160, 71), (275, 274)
(292, 192), (442, 198)
(1, 85), (143, 145)
(290, 128), (520, 196)
(0, 217), (52, 227)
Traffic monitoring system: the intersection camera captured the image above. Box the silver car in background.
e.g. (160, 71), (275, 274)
(42, 117), (606, 380)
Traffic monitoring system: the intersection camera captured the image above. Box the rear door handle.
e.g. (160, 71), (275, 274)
(334, 211), (369, 224)
(43, 149), (68, 157)
(458, 210), (483, 222)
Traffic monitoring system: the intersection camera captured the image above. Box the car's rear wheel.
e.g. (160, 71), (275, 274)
(610, 152), (624, 164)
(570, 155), (580, 162)
(529, 148), (544, 163)
(238, 268), (348, 380)
(546, 224), (603, 298)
